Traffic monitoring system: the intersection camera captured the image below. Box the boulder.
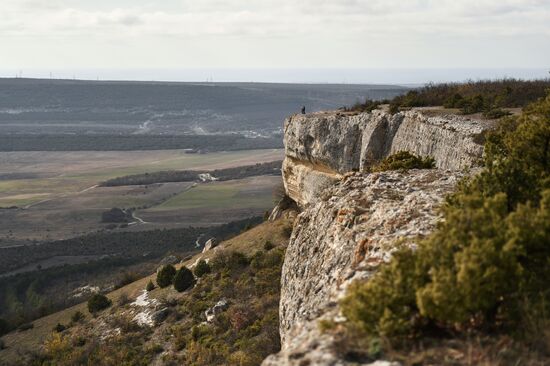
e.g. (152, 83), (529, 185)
(202, 238), (218, 253)
(205, 299), (229, 322)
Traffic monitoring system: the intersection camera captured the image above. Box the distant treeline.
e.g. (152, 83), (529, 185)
(350, 78), (550, 115)
(0, 216), (262, 332)
(100, 160), (282, 187)
(0, 217), (262, 276)
(0, 134), (283, 152)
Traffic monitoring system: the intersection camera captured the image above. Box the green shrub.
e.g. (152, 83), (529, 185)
(388, 102), (400, 114)
(342, 92), (550, 343)
(145, 280), (155, 292)
(349, 99), (383, 112)
(211, 251), (250, 272)
(443, 93), (464, 108)
(372, 151), (435, 172)
(342, 247), (419, 337)
(483, 108), (511, 119)
(87, 294), (112, 314)
(53, 323), (66, 333)
(194, 260), (211, 278)
(70, 311), (85, 323)
(386, 79), (550, 111)
(263, 240), (275, 251)
(460, 94), (486, 114)
(173, 267), (195, 292)
(156, 264), (176, 288)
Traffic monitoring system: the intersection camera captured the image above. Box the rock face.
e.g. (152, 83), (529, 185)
(283, 110), (485, 207)
(264, 109), (487, 365)
(267, 171), (465, 365)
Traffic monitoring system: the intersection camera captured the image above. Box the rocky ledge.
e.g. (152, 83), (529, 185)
(283, 109), (486, 207)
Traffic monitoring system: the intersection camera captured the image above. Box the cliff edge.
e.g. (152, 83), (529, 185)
(282, 109), (485, 207)
(265, 108), (488, 365)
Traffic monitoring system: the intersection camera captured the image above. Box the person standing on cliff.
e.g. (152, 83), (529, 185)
(301, 106), (306, 114)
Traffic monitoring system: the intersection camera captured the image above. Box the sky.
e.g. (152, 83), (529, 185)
(1, 0), (549, 83)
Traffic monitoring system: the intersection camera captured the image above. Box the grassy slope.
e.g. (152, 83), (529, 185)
(0, 216), (294, 364)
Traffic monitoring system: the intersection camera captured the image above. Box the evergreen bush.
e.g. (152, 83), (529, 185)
(173, 267), (195, 292)
(156, 264), (176, 288)
(372, 151), (435, 172)
(194, 260), (211, 278)
(87, 294), (112, 314)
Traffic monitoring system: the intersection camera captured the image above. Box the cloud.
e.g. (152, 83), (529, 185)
(1, 0), (548, 38)
(0, 0), (548, 71)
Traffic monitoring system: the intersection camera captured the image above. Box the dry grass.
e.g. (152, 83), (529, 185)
(0, 215), (294, 364)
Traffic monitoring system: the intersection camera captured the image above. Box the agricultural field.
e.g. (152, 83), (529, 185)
(142, 176), (281, 227)
(0, 149), (283, 244)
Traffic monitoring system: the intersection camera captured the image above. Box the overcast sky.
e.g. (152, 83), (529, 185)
(1, 0), (549, 83)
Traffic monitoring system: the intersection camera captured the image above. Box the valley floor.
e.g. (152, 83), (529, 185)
(0, 149), (283, 243)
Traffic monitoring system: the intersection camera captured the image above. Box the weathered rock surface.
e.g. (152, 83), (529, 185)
(202, 238), (218, 253)
(205, 298), (229, 322)
(283, 109), (485, 207)
(280, 170), (463, 342)
(265, 170), (463, 365)
(263, 109), (487, 365)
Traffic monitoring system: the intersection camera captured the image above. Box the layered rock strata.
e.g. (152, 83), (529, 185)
(283, 109), (485, 207)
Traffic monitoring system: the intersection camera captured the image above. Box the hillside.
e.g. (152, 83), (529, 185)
(0, 215), (295, 365)
(1, 82), (549, 366)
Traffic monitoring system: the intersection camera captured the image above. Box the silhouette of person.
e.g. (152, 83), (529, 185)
(301, 106), (306, 114)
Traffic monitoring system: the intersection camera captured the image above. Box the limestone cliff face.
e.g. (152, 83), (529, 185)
(265, 109), (487, 365)
(283, 109), (485, 207)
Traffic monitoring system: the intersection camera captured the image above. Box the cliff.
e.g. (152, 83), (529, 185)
(265, 109), (488, 365)
(282, 109), (485, 207)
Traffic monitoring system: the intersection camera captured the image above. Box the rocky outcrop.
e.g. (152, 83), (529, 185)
(205, 299), (229, 322)
(283, 109), (485, 207)
(264, 109), (488, 365)
(202, 238), (218, 253)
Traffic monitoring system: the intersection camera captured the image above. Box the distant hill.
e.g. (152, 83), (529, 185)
(0, 78), (407, 140)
